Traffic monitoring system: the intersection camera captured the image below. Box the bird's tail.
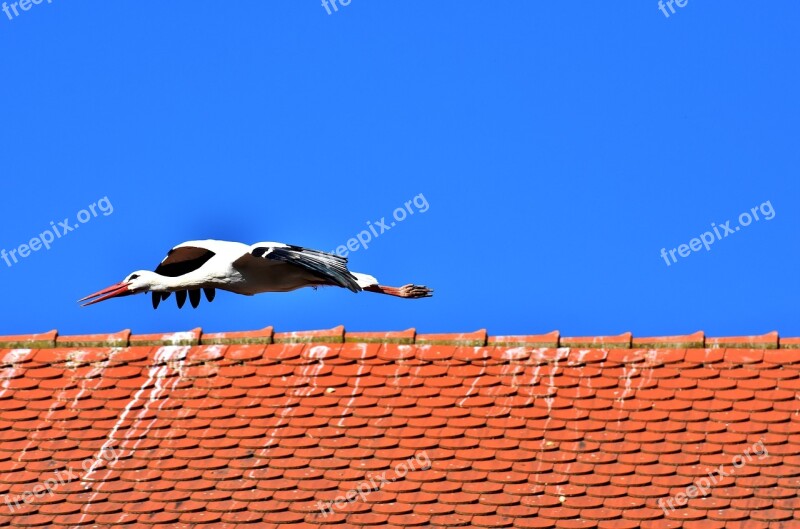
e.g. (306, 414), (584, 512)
(351, 272), (379, 289)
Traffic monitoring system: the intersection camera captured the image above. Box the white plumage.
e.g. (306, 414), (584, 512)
(80, 239), (432, 309)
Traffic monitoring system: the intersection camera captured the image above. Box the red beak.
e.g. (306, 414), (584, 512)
(79, 282), (133, 307)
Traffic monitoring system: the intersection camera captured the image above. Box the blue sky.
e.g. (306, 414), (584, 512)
(1, 2), (798, 338)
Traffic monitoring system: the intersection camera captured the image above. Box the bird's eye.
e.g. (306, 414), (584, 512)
(129, 274), (140, 280)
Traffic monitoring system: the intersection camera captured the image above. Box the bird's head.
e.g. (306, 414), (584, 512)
(123, 270), (164, 293)
(79, 270), (163, 306)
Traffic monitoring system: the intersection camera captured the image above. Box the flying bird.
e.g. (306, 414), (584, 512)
(79, 240), (433, 309)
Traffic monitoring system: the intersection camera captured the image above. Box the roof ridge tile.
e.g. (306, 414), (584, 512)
(416, 330), (487, 347)
(55, 329), (131, 348)
(0, 329), (57, 349)
(129, 328), (202, 346)
(2, 328), (800, 349)
(560, 332), (633, 349)
(346, 329), (416, 344)
(632, 331), (704, 349)
(707, 331), (779, 349)
(488, 330), (559, 348)
(273, 325), (345, 344)
(778, 336), (800, 349)
(201, 326), (274, 345)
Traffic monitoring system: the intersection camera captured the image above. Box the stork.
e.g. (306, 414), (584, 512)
(79, 240), (433, 309)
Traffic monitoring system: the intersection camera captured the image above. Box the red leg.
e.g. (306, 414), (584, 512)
(364, 284), (433, 299)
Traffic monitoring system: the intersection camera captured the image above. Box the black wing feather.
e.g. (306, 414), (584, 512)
(155, 247), (215, 277)
(189, 289), (201, 308)
(253, 244), (361, 292)
(152, 292), (170, 310)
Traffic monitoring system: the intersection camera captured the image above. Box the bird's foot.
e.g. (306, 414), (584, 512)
(365, 283), (433, 298)
(398, 284), (433, 298)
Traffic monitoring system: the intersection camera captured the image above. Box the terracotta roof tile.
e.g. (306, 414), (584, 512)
(417, 330), (487, 347)
(560, 333), (632, 349)
(632, 332), (705, 349)
(0, 327), (799, 527)
(129, 328), (201, 347)
(488, 331), (560, 348)
(708, 332), (780, 350)
(0, 331), (58, 350)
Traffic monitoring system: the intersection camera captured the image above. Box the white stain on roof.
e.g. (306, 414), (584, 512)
(294, 344), (330, 396)
(162, 332), (196, 345)
(82, 346), (189, 481)
(457, 364), (488, 408)
(0, 350), (31, 400)
(2, 349), (31, 364)
(501, 347), (528, 361)
(65, 350), (91, 370)
(573, 349), (591, 365)
(336, 363), (366, 427)
(70, 348), (121, 407)
(636, 350), (657, 393)
(77, 346), (190, 521)
(617, 362), (638, 409)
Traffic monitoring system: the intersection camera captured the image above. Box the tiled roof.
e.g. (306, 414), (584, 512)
(0, 327), (798, 529)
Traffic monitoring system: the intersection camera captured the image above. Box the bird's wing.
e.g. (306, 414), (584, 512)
(236, 242), (362, 293)
(154, 244), (216, 277)
(152, 243), (218, 309)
